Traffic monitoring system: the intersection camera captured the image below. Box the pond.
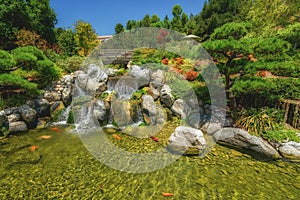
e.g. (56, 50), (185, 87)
(0, 126), (299, 199)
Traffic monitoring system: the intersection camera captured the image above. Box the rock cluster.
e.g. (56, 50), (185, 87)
(1, 63), (300, 161)
(0, 74), (76, 133)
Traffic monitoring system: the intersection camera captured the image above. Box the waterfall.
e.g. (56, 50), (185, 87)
(113, 77), (138, 100)
(52, 105), (71, 126)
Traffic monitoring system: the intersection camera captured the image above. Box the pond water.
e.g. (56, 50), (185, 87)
(0, 126), (299, 199)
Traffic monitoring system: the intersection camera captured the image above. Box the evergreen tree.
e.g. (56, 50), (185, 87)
(115, 23), (125, 34)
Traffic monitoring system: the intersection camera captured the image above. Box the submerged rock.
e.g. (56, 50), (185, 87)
(214, 128), (281, 159)
(168, 126), (206, 154)
(278, 141), (300, 160)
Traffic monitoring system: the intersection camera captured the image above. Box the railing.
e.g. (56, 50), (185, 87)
(277, 99), (300, 129)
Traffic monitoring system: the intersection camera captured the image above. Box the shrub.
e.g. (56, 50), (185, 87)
(12, 46), (44, 60)
(56, 56), (85, 73)
(0, 74), (40, 96)
(36, 59), (59, 87)
(0, 50), (16, 71)
(12, 52), (38, 70)
(236, 108), (279, 136)
(185, 70), (199, 81)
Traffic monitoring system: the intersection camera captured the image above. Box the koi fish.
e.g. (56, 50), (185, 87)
(39, 135), (52, 139)
(50, 127), (62, 132)
(29, 145), (38, 151)
(162, 193), (174, 197)
(112, 134), (121, 140)
(150, 136), (159, 142)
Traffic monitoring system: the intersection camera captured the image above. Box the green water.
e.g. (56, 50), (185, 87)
(0, 126), (299, 200)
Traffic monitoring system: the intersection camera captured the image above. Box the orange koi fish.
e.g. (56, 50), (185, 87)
(150, 136), (159, 142)
(39, 135), (52, 139)
(29, 145), (38, 151)
(50, 127), (62, 132)
(162, 193), (174, 197)
(112, 134), (121, 140)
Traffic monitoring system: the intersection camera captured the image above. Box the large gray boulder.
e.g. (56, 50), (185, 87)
(171, 98), (195, 120)
(62, 87), (73, 106)
(278, 141), (300, 160)
(19, 105), (37, 128)
(142, 95), (156, 125)
(129, 65), (150, 87)
(160, 85), (174, 108)
(7, 114), (21, 123)
(150, 69), (164, 89)
(34, 98), (50, 117)
(214, 128), (281, 159)
(168, 126), (206, 154)
(9, 121), (28, 133)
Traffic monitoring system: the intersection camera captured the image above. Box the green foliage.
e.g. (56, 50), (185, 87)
(56, 56), (85, 73)
(36, 59), (59, 87)
(131, 88), (148, 101)
(0, 50), (16, 71)
(115, 23), (125, 34)
(265, 129), (300, 143)
(276, 23), (300, 49)
(244, 37), (292, 61)
(194, 0), (245, 40)
(0, 73), (40, 96)
(210, 22), (252, 40)
(246, 0), (300, 36)
(55, 28), (77, 56)
(0, 0), (57, 49)
(236, 108), (280, 135)
(165, 72), (193, 99)
(245, 61), (300, 78)
(74, 20), (99, 56)
(10, 46), (60, 87)
(236, 107), (300, 142)
(12, 46), (44, 60)
(232, 77), (300, 107)
(67, 110), (74, 124)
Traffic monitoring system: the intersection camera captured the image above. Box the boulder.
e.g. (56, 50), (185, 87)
(214, 128), (281, 159)
(278, 141), (300, 160)
(111, 100), (134, 127)
(34, 98), (50, 117)
(150, 69), (164, 89)
(7, 114), (21, 123)
(43, 91), (61, 104)
(50, 101), (65, 119)
(168, 126), (206, 154)
(129, 65), (150, 87)
(19, 105), (37, 128)
(148, 83), (160, 100)
(87, 64), (108, 82)
(62, 87), (73, 106)
(142, 95), (156, 125)
(160, 85), (174, 108)
(9, 121), (28, 133)
(171, 98), (194, 120)
(76, 73), (89, 90)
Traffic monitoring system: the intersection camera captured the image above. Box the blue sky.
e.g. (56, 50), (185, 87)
(50, 0), (205, 36)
